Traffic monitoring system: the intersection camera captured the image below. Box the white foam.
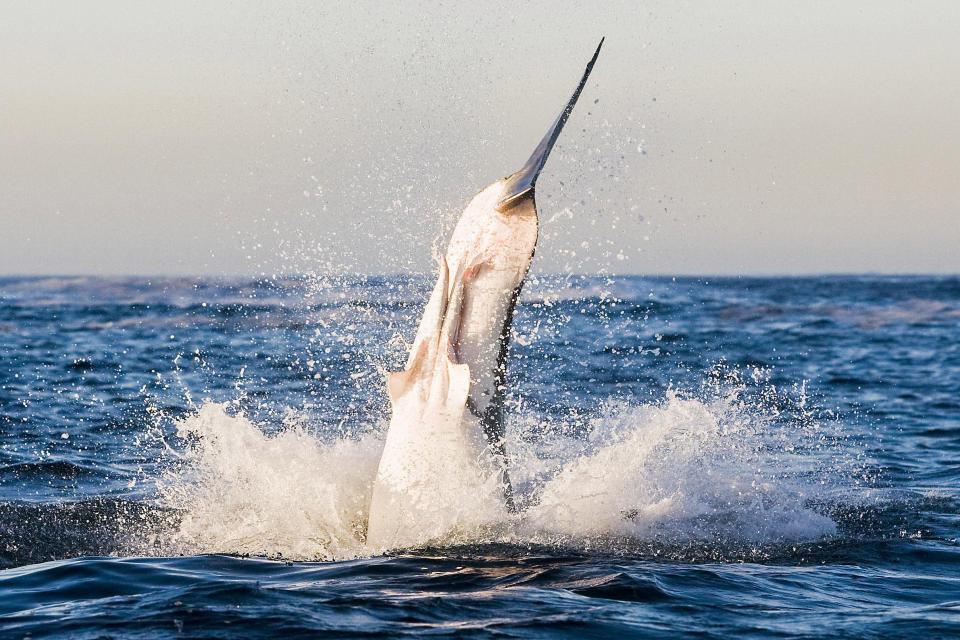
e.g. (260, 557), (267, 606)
(520, 393), (837, 544)
(158, 403), (381, 560)
(157, 391), (838, 560)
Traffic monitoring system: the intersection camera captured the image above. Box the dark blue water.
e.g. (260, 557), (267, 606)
(1, 274), (958, 638)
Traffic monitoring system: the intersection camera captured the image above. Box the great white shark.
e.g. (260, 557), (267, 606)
(367, 39), (605, 550)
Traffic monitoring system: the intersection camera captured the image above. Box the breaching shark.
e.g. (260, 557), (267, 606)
(367, 39), (605, 550)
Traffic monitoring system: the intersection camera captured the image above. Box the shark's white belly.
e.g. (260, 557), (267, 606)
(366, 182), (537, 550)
(441, 181), (538, 416)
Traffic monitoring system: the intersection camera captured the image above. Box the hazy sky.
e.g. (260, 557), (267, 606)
(1, 1), (958, 276)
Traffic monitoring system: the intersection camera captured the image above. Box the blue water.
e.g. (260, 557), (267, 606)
(1, 274), (958, 638)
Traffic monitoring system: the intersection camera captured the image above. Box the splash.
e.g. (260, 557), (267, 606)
(157, 387), (839, 561)
(521, 393), (837, 545)
(158, 403), (381, 560)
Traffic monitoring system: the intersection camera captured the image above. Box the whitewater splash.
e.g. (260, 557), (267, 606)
(156, 387), (839, 561)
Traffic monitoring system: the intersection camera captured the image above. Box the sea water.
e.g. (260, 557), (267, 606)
(0, 274), (958, 637)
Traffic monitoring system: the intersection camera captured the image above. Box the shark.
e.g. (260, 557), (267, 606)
(366, 38), (604, 550)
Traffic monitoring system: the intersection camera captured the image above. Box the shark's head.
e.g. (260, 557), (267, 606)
(496, 37), (605, 213)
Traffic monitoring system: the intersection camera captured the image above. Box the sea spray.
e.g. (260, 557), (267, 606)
(156, 386), (840, 560)
(158, 403), (382, 560)
(521, 392), (837, 544)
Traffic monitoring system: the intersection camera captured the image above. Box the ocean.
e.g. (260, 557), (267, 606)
(0, 274), (957, 638)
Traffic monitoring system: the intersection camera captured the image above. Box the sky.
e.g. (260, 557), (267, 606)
(1, 1), (958, 276)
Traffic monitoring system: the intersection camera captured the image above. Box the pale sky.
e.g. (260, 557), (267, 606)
(1, 1), (958, 276)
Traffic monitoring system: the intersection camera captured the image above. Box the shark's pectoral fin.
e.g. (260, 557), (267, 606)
(386, 255), (452, 406)
(387, 258), (475, 413)
(386, 341), (427, 404)
(402, 256), (451, 366)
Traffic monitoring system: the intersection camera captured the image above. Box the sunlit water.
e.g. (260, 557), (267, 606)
(1, 274), (958, 638)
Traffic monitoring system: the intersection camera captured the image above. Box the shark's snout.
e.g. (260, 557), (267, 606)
(497, 37), (605, 212)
